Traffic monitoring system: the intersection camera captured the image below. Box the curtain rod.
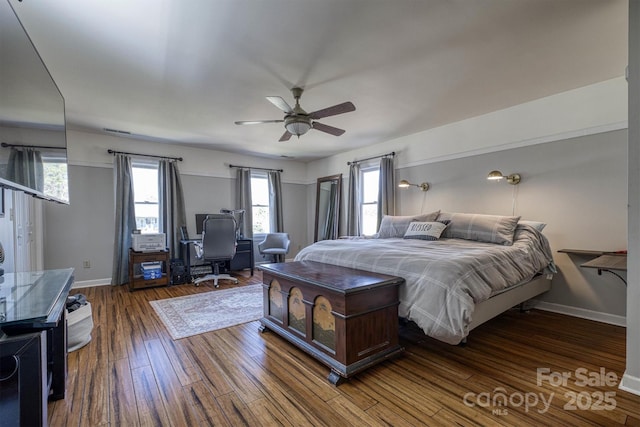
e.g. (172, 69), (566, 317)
(347, 151), (395, 165)
(2, 142), (66, 150)
(107, 149), (182, 162)
(229, 164), (283, 172)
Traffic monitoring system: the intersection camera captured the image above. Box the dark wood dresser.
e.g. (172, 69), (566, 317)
(259, 261), (404, 385)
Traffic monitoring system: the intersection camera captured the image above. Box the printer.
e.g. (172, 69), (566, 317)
(131, 233), (166, 252)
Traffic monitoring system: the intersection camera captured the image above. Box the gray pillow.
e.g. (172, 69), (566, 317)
(438, 212), (521, 245)
(518, 220), (546, 232)
(377, 211), (440, 238)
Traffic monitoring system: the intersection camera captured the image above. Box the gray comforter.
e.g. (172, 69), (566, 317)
(294, 225), (555, 344)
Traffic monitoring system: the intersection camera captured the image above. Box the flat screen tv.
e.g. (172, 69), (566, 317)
(0, 0), (70, 203)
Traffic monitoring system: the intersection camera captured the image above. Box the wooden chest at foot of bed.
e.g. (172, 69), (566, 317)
(258, 260), (405, 385)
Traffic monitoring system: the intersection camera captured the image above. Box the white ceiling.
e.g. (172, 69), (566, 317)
(8, 0), (628, 161)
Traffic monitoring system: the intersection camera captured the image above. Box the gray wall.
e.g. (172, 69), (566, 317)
(395, 129), (627, 318)
(44, 165), (113, 281)
(43, 164), (309, 283)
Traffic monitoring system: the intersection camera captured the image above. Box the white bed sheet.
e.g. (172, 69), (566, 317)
(294, 225), (555, 344)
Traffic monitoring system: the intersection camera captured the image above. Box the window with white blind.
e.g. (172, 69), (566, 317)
(132, 162), (159, 233)
(251, 173), (271, 233)
(360, 167), (380, 236)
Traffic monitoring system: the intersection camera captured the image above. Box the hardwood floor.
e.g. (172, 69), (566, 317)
(49, 271), (640, 426)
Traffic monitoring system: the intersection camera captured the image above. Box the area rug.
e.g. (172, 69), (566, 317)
(149, 285), (263, 340)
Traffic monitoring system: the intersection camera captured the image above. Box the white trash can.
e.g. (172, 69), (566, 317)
(66, 302), (93, 352)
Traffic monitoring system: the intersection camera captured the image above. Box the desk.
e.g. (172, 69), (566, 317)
(559, 249), (627, 286)
(0, 268), (74, 426)
(181, 238), (254, 281)
(180, 239), (206, 280)
(230, 238), (254, 275)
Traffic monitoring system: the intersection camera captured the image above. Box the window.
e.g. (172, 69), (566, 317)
(251, 173), (270, 233)
(360, 167), (380, 236)
(132, 162), (159, 233)
(42, 156), (69, 202)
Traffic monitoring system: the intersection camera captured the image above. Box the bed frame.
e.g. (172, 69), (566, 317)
(467, 273), (552, 332)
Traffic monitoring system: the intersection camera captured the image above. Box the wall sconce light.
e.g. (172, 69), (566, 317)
(398, 179), (429, 191)
(487, 170), (521, 185)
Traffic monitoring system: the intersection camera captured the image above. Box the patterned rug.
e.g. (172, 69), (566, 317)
(149, 285), (263, 339)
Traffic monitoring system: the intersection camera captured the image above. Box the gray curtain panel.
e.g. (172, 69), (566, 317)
(377, 156), (396, 229)
(267, 170), (283, 233)
(346, 162), (361, 236)
(236, 168), (253, 238)
(159, 159), (187, 258)
(111, 154), (136, 285)
(7, 148), (44, 192)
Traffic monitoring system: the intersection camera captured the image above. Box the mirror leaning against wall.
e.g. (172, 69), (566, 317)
(314, 174), (342, 242)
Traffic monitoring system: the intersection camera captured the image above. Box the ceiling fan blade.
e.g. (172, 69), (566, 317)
(312, 121), (346, 136)
(235, 120), (284, 125)
(308, 101), (355, 120)
(279, 130), (293, 142)
(266, 96), (293, 113)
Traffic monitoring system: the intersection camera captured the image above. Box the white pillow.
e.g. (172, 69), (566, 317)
(377, 211), (440, 238)
(403, 221), (448, 241)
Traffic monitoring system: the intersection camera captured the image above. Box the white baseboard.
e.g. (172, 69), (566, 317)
(72, 278), (112, 289)
(533, 300), (626, 327)
(620, 372), (640, 397)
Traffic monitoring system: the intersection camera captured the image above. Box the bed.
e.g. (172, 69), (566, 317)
(294, 212), (556, 344)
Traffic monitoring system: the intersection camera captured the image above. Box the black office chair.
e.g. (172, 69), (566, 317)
(192, 214), (239, 287)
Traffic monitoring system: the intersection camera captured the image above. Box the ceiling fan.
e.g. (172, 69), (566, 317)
(235, 87), (356, 142)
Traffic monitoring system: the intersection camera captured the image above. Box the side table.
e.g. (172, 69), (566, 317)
(128, 249), (171, 291)
(558, 249), (627, 286)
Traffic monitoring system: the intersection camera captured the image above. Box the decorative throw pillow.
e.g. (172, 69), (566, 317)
(403, 221), (448, 240)
(376, 211), (440, 238)
(518, 220), (547, 232)
(437, 212), (521, 245)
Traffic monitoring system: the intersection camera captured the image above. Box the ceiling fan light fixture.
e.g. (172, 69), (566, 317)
(236, 87), (354, 141)
(284, 116), (312, 137)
